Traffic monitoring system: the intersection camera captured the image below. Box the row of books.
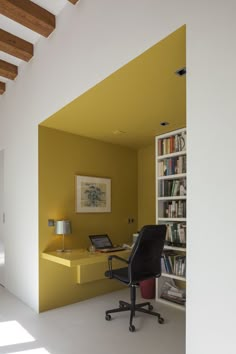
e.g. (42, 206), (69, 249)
(160, 280), (186, 306)
(162, 200), (186, 218)
(161, 253), (186, 277)
(165, 222), (186, 245)
(159, 179), (186, 197)
(158, 155), (186, 177)
(158, 132), (186, 156)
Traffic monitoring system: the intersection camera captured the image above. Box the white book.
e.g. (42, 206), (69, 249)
(178, 227), (186, 243)
(158, 161), (164, 176)
(179, 131), (186, 152)
(178, 156), (183, 173)
(174, 135), (179, 152)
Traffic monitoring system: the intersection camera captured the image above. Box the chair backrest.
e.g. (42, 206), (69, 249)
(128, 225), (166, 283)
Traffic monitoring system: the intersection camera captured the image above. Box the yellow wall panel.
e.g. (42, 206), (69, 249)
(39, 126), (137, 311)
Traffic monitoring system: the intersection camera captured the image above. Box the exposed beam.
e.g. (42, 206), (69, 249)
(0, 59), (18, 80)
(0, 29), (33, 62)
(0, 0), (55, 38)
(68, 0), (80, 4)
(0, 82), (6, 95)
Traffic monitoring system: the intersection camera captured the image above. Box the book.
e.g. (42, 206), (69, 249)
(177, 223), (186, 244)
(174, 135), (179, 152)
(161, 257), (167, 272)
(179, 131), (186, 152)
(173, 180), (180, 196)
(167, 290), (184, 298)
(179, 179), (186, 196)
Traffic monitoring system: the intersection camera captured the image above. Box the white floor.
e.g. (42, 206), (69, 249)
(0, 286), (185, 354)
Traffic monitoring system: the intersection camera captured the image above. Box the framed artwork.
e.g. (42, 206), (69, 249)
(75, 175), (111, 213)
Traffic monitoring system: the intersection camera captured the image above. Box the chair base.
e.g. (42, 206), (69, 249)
(105, 287), (164, 332)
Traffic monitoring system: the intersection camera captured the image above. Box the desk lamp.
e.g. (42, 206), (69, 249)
(54, 220), (72, 252)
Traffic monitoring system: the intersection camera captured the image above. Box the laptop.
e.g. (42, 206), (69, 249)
(89, 234), (126, 252)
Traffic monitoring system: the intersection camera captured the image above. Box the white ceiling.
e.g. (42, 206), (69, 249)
(0, 0), (70, 83)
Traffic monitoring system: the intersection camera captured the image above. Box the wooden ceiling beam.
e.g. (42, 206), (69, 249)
(68, 0), (80, 4)
(0, 82), (6, 95)
(0, 29), (33, 62)
(0, 0), (55, 38)
(0, 59), (18, 80)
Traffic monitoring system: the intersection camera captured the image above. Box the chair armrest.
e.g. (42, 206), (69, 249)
(107, 255), (129, 278)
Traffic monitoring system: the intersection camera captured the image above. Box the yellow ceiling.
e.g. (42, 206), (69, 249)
(41, 25), (186, 149)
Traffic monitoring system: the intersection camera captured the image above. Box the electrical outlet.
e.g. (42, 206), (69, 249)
(48, 219), (55, 227)
(128, 218), (135, 224)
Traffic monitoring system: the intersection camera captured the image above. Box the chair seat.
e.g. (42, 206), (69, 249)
(105, 267), (130, 284)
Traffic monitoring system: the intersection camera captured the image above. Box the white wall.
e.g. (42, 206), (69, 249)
(0, 150), (4, 286)
(0, 0), (185, 313)
(187, 2), (236, 353)
(0, 0), (235, 352)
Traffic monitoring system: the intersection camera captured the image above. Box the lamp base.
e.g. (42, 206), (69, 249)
(56, 249), (72, 253)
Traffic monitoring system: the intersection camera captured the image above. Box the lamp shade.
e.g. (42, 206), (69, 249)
(54, 220), (72, 235)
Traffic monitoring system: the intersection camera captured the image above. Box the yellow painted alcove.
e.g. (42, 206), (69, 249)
(39, 25), (186, 312)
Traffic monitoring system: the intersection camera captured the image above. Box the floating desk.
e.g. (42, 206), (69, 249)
(41, 249), (130, 284)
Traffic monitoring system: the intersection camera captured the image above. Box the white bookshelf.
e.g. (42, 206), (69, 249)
(161, 273), (186, 282)
(158, 173), (186, 180)
(158, 196), (186, 201)
(158, 217), (186, 222)
(164, 245), (186, 252)
(155, 128), (187, 310)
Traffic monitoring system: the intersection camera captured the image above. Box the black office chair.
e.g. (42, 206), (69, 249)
(104, 224), (166, 332)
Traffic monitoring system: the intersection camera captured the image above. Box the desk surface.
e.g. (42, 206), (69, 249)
(41, 248), (130, 267)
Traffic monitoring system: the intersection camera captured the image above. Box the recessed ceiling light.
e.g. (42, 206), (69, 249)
(160, 122), (169, 126)
(113, 130), (126, 135)
(175, 67), (186, 76)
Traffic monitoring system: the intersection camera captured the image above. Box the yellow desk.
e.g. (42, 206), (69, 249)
(41, 249), (130, 284)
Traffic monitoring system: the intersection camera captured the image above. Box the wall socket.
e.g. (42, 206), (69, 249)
(128, 218), (134, 224)
(48, 219), (55, 227)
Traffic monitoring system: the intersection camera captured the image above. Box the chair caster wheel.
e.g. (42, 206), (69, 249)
(105, 314), (111, 321)
(129, 325), (135, 332)
(148, 304), (153, 311)
(158, 317), (164, 324)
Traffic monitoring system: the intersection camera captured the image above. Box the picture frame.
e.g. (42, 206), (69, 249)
(75, 175), (111, 213)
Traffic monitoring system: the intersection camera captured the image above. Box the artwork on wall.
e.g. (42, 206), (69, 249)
(75, 175), (111, 213)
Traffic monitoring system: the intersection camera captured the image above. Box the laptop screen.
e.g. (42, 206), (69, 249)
(89, 234), (113, 249)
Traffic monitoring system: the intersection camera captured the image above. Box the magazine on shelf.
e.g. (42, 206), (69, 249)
(161, 280), (186, 305)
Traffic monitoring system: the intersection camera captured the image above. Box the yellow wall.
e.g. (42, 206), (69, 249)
(39, 126), (138, 311)
(137, 144), (156, 230)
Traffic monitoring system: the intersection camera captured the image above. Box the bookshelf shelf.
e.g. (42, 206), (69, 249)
(158, 196), (186, 201)
(155, 128), (187, 310)
(158, 217), (186, 222)
(161, 273), (186, 282)
(157, 150), (187, 160)
(158, 173), (186, 180)
(164, 245), (186, 252)
(157, 297), (185, 311)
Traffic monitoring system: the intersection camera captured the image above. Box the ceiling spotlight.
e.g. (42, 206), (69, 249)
(160, 122), (169, 126)
(175, 67), (186, 76)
